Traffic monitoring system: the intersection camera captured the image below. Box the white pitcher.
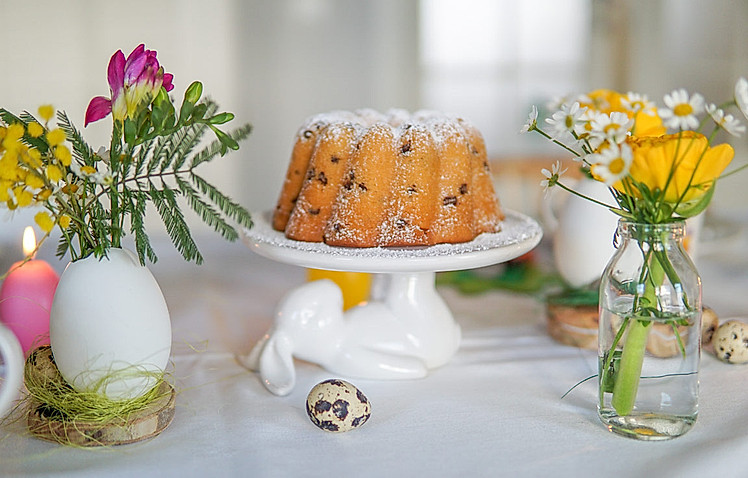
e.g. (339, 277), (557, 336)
(0, 323), (24, 419)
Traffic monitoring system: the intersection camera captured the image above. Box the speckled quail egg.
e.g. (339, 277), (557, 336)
(306, 379), (371, 432)
(701, 306), (719, 346)
(713, 320), (748, 364)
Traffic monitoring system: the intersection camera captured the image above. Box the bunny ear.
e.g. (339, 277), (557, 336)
(237, 333), (270, 372)
(257, 332), (296, 396)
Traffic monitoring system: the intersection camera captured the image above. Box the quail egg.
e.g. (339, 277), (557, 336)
(713, 320), (748, 364)
(306, 379), (371, 432)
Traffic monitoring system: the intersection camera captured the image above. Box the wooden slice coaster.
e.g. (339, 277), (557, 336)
(546, 302), (599, 349)
(25, 346), (175, 447)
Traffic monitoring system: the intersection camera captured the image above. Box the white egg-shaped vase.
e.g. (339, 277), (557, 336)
(553, 177), (619, 288)
(50, 248), (171, 400)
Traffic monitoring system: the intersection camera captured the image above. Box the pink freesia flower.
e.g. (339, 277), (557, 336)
(85, 44), (174, 126)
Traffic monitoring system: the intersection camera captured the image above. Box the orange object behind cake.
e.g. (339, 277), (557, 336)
(272, 109), (504, 247)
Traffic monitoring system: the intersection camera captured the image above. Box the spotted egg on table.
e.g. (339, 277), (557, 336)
(713, 320), (748, 364)
(306, 379), (371, 432)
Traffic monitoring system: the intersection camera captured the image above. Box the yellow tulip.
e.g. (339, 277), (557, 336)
(582, 89), (665, 137)
(618, 132), (734, 204)
(306, 269), (371, 311)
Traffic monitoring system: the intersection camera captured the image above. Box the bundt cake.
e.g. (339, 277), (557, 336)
(272, 109), (504, 247)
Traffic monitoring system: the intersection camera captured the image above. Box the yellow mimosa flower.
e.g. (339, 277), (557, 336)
(14, 186), (33, 207)
(34, 211), (55, 232)
(46, 164), (63, 182)
(54, 145), (72, 166)
(618, 132), (734, 204)
(27, 122), (44, 138)
(3, 124), (24, 150)
(26, 148), (43, 168)
(38, 105), (55, 122)
(46, 128), (66, 147)
(0, 181), (10, 201)
(25, 173), (45, 189)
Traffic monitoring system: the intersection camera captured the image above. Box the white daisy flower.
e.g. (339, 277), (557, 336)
(734, 77), (748, 120)
(520, 105), (538, 134)
(621, 92), (657, 116)
(540, 160), (567, 196)
(546, 94), (586, 112)
(589, 143), (632, 186)
(659, 88), (704, 130)
(588, 111), (634, 148)
(70, 161), (112, 185)
(545, 102), (588, 139)
(706, 103), (746, 137)
(96, 146), (111, 164)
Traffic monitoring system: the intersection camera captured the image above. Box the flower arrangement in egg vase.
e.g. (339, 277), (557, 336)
(522, 82), (748, 440)
(0, 43), (252, 436)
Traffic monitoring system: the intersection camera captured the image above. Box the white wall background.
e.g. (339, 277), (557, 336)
(1, 0), (747, 249)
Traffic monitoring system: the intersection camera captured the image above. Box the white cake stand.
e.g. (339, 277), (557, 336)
(241, 210), (542, 396)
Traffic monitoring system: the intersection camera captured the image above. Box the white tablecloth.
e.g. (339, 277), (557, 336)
(2, 221), (748, 478)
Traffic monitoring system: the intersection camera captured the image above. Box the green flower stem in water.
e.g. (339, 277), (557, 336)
(609, 237), (666, 416)
(611, 318), (652, 415)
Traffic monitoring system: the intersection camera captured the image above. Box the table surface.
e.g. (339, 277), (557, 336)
(2, 216), (748, 478)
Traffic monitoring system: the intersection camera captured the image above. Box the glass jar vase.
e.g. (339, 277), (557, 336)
(598, 219), (702, 440)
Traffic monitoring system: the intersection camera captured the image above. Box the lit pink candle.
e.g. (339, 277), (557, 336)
(0, 227), (59, 353)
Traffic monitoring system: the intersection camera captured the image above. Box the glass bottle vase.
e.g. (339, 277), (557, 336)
(598, 219), (701, 440)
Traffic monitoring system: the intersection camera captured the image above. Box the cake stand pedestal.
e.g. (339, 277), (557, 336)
(241, 210), (542, 395)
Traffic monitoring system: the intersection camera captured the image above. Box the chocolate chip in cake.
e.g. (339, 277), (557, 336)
(407, 184), (418, 194)
(330, 155), (340, 163)
(317, 171), (328, 185)
(443, 196), (458, 206)
(401, 141), (412, 154)
(459, 183), (468, 195)
(308, 208), (321, 215)
(395, 218), (408, 228)
(358, 183), (368, 192)
(306, 167), (316, 181)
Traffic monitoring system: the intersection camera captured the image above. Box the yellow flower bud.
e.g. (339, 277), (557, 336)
(58, 214), (71, 229)
(61, 184), (79, 194)
(81, 165), (97, 175)
(38, 105), (55, 122)
(36, 188), (53, 201)
(54, 145), (72, 166)
(27, 122), (44, 138)
(46, 128), (66, 147)
(46, 164), (63, 183)
(34, 211), (55, 233)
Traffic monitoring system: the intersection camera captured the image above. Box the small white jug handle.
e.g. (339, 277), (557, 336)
(0, 324), (24, 419)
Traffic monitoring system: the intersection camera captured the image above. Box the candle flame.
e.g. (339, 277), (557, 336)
(23, 226), (36, 258)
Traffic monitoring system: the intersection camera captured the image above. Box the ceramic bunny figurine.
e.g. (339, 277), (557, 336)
(241, 273), (461, 396)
